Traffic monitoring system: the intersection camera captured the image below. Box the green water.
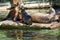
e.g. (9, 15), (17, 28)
(0, 30), (16, 40)
(0, 29), (59, 40)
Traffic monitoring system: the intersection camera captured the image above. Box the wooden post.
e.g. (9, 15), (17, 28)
(10, 0), (23, 40)
(10, 0), (21, 7)
(9, 0), (22, 21)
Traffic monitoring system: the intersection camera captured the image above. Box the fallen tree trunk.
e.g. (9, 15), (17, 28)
(0, 20), (59, 29)
(50, 23), (60, 29)
(23, 3), (50, 9)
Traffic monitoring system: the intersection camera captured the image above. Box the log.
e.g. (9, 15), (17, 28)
(23, 3), (50, 9)
(0, 20), (59, 29)
(50, 23), (60, 29)
(0, 20), (24, 26)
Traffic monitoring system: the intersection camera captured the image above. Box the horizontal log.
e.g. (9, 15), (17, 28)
(0, 20), (59, 29)
(0, 3), (50, 11)
(23, 3), (50, 9)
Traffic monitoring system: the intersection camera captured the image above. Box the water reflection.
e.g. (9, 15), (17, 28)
(0, 30), (59, 40)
